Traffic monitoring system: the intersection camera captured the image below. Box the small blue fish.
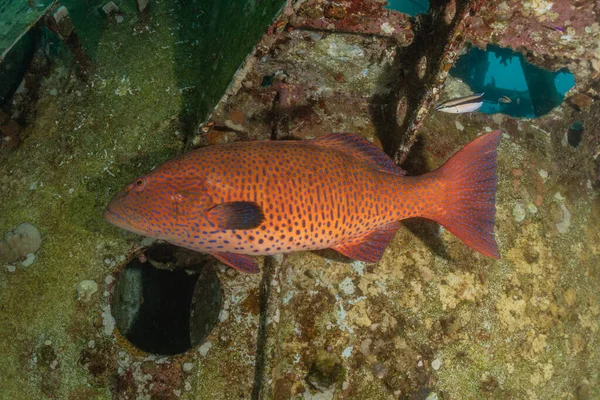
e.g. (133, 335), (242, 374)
(435, 93), (484, 114)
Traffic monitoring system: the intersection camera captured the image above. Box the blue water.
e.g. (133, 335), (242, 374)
(450, 45), (575, 118)
(386, 0), (429, 16)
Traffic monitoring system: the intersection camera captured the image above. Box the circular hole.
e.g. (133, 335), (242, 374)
(111, 245), (222, 355)
(567, 121), (584, 148)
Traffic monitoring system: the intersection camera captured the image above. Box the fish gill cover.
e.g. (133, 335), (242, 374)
(450, 44), (575, 118)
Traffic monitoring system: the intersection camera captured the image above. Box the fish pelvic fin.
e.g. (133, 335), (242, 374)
(211, 252), (259, 274)
(426, 131), (501, 259)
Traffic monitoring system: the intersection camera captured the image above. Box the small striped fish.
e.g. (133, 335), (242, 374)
(436, 93), (484, 113)
(105, 132), (501, 273)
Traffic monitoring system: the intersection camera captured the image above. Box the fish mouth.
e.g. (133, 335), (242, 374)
(103, 207), (128, 226)
(103, 207), (148, 236)
(103, 207), (158, 238)
(103, 207), (120, 222)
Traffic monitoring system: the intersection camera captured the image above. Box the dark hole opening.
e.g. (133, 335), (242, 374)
(567, 121), (584, 148)
(111, 244), (222, 355)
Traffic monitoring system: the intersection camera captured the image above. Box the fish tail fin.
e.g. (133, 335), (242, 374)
(427, 131), (501, 258)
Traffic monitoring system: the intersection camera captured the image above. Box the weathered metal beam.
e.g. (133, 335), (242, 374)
(392, 0), (489, 164)
(44, 4), (93, 77)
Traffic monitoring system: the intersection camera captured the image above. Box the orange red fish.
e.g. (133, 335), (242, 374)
(105, 131), (501, 273)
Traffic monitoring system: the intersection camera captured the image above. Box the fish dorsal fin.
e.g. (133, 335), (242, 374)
(331, 221), (400, 263)
(211, 252), (259, 274)
(311, 133), (406, 176)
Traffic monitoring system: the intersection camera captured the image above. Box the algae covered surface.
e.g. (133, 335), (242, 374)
(0, 0), (282, 398)
(254, 77), (599, 398)
(0, 0), (599, 399)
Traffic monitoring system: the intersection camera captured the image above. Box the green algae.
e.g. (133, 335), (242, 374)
(0, 0), (283, 398)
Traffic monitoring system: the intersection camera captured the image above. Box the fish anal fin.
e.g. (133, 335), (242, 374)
(332, 221), (400, 263)
(206, 202), (265, 230)
(211, 252), (259, 274)
(311, 133), (406, 176)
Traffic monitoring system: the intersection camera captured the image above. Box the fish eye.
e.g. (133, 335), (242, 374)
(134, 177), (147, 191)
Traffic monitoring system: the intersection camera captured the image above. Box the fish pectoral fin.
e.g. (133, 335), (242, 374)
(311, 133), (406, 176)
(211, 252), (259, 274)
(205, 202), (265, 230)
(331, 221), (400, 263)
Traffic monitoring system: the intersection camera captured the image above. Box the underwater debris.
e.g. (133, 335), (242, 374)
(513, 203), (526, 223)
(21, 253), (36, 268)
(136, 0), (149, 13)
(224, 109), (246, 132)
(0, 222), (42, 264)
(555, 204), (571, 234)
(197, 341), (212, 357)
(182, 362), (193, 373)
(527, 203), (538, 215)
(417, 56), (427, 80)
(101, 305), (116, 336)
(77, 280), (99, 302)
(101, 2), (123, 23)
